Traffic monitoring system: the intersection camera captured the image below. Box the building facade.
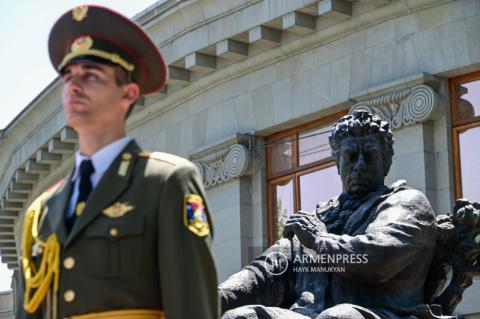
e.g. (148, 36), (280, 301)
(0, 0), (479, 317)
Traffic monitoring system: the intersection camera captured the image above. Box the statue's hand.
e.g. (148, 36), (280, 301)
(283, 211), (326, 249)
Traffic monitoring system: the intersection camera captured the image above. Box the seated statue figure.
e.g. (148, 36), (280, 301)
(219, 111), (479, 319)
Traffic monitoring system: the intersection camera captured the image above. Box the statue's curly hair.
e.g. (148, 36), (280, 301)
(328, 110), (394, 175)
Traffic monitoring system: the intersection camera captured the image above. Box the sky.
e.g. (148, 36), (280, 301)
(0, 0), (160, 292)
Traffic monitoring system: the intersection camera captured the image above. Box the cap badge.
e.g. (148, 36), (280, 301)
(71, 36), (93, 53)
(72, 6), (88, 22)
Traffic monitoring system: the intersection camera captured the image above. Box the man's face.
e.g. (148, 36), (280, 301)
(337, 134), (386, 198)
(61, 61), (134, 132)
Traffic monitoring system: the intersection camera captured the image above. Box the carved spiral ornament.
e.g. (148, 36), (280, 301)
(192, 143), (251, 189)
(349, 84), (439, 131)
(224, 144), (249, 178)
(403, 85), (438, 126)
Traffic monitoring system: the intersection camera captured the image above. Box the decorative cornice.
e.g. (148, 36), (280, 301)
(349, 84), (440, 130)
(193, 144), (251, 189)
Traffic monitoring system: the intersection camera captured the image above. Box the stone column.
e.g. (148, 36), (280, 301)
(191, 135), (266, 280)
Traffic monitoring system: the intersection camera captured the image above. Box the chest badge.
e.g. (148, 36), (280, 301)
(183, 194), (210, 237)
(103, 202), (134, 218)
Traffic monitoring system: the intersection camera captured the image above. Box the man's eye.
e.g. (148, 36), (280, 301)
(61, 74), (71, 82)
(86, 73), (100, 80)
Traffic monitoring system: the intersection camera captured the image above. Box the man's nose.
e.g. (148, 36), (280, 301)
(353, 152), (367, 170)
(64, 76), (82, 95)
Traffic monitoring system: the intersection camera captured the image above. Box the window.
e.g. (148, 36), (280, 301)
(266, 112), (345, 243)
(450, 73), (480, 202)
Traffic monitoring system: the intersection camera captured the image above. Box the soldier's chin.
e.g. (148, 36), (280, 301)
(66, 112), (89, 128)
(347, 184), (370, 198)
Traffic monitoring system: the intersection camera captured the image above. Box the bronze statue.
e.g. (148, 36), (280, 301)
(219, 111), (479, 319)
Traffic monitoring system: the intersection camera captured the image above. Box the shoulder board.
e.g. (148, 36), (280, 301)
(28, 179), (65, 211)
(138, 151), (191, 166)
(45, 179), (65, 195)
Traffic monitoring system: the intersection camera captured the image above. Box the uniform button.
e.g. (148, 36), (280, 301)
(63, 257), (75, 270)
(110, 227), (119, 237)
(64, 290), (75, 303)
(122, 152), (132, 160)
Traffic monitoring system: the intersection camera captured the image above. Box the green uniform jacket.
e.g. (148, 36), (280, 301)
(17, 140), (219, 319)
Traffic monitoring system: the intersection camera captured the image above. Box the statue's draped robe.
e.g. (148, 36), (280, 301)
(220, 181), (442, 319)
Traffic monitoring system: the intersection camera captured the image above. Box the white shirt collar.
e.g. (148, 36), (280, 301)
(71, 136), (132, 181)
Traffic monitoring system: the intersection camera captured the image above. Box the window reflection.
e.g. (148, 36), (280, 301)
(272, 179), (294, 240)
(299, 166), (342, 212)
(266, 114), (346, 243)
(456, 81), (480, 122)
(459, 126), (480, 202)
(270, 137), (293, 174)
(299, 125), (332, 166)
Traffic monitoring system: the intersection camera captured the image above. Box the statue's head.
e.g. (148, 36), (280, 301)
(329, 110), (394, 198)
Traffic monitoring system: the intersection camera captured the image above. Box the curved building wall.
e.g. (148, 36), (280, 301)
(1, 0), (479, 316)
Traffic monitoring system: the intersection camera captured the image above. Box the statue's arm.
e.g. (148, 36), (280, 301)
(315, 189), (437, 282)
(219, 238), (294, 313)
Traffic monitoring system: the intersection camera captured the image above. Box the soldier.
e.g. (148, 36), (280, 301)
(17, 5), (219, 319)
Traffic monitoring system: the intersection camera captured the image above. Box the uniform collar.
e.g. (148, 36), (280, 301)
(72, 136), (133, 181)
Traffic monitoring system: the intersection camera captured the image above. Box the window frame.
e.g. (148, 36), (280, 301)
(266, 110), (346, 244)
(450, 72), (480, 199)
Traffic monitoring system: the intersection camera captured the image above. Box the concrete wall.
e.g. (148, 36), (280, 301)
(0, 292), (13, 319)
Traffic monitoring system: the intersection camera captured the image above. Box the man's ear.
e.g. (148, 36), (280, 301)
(123, 83), (140, 106)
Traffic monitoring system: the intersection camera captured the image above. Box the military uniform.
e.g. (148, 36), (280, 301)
(19, 141), (218, 319)
(18, 5), (219, 319)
